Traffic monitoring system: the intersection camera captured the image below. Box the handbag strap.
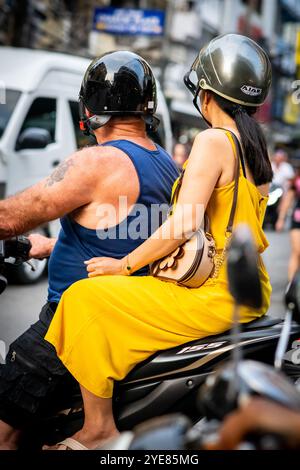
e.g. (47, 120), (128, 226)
(216, 129), (241, 235)
(170, 170), (185, 206)
(171, 128), (242, 234)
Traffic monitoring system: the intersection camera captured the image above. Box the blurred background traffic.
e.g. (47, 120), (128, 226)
(0, 0), (299, 343)
(1, 0), (300, 156)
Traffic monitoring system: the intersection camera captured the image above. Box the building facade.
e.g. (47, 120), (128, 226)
(0, 0), (299, 147)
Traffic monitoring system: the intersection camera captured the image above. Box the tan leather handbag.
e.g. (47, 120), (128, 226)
(150, 130), (241, 288)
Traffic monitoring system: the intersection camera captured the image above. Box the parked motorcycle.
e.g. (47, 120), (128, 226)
(1, 229), (300, 450)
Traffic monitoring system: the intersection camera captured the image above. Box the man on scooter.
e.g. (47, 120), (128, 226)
(0, 51), (178, 449)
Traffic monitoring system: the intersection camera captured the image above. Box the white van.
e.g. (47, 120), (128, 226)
(0, 47), (173, 283)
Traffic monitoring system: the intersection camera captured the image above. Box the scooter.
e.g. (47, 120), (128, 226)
(1, 231), (300, 450)
(103, 227), (300, 450)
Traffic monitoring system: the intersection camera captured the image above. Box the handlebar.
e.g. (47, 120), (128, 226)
(114, 416), (289, 451)
(0, 236), (32, 295)
(0, 236), (31, 263)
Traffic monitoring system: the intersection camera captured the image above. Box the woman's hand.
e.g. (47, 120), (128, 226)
(84, 257), (128, 277)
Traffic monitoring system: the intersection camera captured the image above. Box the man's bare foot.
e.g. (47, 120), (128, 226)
(43, 427), (120, 450)
(0, 442), (18, 450)
(0, 420), (21, 450)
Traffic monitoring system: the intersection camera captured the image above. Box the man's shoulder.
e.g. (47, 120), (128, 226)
(72, 145), (131, 172)
(74, 144), (116, 159)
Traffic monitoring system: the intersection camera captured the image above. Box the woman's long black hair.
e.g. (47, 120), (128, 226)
(213, 93), (273, 186)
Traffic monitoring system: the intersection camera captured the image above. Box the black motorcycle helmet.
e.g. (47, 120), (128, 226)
(79, 51), (159, 136)
(184, 33), (272, 124)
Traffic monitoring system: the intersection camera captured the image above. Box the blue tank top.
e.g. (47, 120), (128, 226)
(48, 140), (179, 303)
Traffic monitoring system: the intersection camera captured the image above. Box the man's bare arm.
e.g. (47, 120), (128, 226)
(0, 148), (104, 239)
(44, 159), (75, 187)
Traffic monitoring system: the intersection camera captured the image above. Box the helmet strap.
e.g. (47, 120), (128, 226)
(89, 115), (111, 130)
(143, 114), (160, 132)
(79, 99), (112, 136)
(79, 99), (92, 136)
(184, 71), (212, 128)
(193, 86), (212, 128)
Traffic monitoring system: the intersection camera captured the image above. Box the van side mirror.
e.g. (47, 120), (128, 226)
(227, 224), (263, 309)
(16, 128), (52, 150)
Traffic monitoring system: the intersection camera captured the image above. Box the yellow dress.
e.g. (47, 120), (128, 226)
(45, 135), (272, 398)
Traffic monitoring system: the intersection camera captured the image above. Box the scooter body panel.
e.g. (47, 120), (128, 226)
(114, 321), (300, 429)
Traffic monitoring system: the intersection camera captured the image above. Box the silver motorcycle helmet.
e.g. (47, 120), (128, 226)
(184, 33), (272, 119)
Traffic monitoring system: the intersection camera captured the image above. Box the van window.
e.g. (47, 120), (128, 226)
(0, 89), (21, 139)
(18, 97), (56, 143)
(68, 101), (93, 149)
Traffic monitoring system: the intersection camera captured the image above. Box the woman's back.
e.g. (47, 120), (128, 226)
(206, 130), (269, 254)
(197, 129), (272, 321)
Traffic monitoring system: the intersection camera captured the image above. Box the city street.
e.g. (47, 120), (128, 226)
(0, 230), (291, 352)
(0, 0), (299, 459)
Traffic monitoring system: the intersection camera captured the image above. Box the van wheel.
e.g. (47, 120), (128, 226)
(8, 258), (48, 285)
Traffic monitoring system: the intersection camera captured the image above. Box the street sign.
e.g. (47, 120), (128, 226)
(93, 7), (165, 36)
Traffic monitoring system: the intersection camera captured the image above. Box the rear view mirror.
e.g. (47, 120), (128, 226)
(227, 224), (262, 309)
(17, 128), (51, 150)
(285, 271), (300, 323)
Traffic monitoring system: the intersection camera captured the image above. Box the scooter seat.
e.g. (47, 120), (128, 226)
(241, 316), (282, 331)
(119, 315), (283, 385)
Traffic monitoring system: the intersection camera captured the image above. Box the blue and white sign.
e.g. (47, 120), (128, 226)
(93, 7), (165, 36)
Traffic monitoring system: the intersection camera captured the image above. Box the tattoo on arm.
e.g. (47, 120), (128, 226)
(45, 159), (75, 187)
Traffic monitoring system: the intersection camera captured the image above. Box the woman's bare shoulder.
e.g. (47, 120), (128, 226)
(191, 128), (234, 163)
(194, 128), (234, 146)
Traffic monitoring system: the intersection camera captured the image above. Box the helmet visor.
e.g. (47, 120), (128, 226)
(183, 56), (201, 96)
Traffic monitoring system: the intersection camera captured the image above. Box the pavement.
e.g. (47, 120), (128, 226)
(0, 230), (291, 352)
(262, 229), (290, 319)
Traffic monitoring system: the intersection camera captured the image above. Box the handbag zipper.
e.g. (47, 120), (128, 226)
(179, 233), (215, 284)
(178, 232), (204, 283)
